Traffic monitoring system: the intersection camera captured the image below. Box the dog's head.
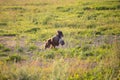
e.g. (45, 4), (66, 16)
(59, 39), (65, 46)
(57, 30), (63, 38)
(45, 39), (52, 49)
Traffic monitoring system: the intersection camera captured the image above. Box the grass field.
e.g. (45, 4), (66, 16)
(0, 0), (120, 80)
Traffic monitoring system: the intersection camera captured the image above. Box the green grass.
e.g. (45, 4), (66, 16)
(0, 0), (120, 80)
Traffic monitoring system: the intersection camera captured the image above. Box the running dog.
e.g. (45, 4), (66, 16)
(45, 30), (65, 49)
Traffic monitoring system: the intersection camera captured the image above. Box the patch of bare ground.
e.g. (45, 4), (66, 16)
(0, 36), (26, 50)
(34, 41), (45, 49)
(0, 36), (16, 49)
(78, 35), (120, 48)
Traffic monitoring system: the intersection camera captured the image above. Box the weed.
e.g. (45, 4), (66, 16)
(0, 22), (7, 26)
(77, 11), (84, 18)
(6, 54), (22, 62)
(0, 53), (8, 57)
(42, 16), (52, 25)
(2, 33), (16, 36)
(0, 44), (10, 52)
(54, 22), (64, 28)
(28, 44), (37, 51)
(25, 27), (40, 33)
(5, 6), (26, 11)
(17, 47), (24, 53)
(95, 31), (102, 35)
(0, 44), (4, 49)
(83, 6), (92, 10)
(87, 24), (96, 28)
(44, 52), (55, 59)
(3, 47), (11, 52)
(56, 6), (73, 12)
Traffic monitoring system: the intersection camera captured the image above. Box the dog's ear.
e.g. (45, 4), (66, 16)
(57, 30), (63, 37)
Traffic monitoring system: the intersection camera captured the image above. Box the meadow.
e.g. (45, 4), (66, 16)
(0, 0), (120, 80)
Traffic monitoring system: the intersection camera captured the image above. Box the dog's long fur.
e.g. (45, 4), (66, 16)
(45, 30), (65, 49)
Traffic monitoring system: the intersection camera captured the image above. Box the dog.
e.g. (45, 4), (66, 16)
(45, 30), (65, 49)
